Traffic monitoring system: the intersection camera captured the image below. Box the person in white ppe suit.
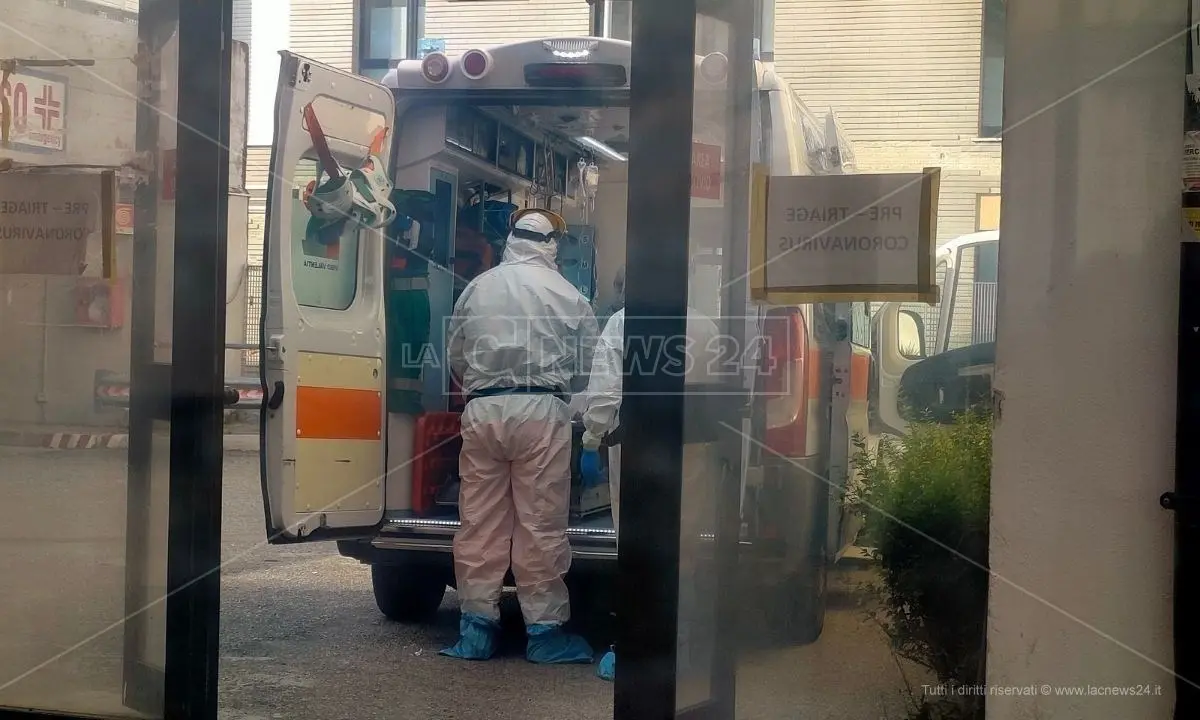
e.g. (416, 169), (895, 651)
(443, 208), (600, 664)
(579, 296), (722, 681)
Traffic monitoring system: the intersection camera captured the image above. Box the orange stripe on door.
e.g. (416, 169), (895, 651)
(295, 385), (382, 440)
(850, 350), (870, 401)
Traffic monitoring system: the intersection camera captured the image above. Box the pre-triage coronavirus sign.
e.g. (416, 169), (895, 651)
(752, 168), (940, 303)
(0, 173), (101, 275)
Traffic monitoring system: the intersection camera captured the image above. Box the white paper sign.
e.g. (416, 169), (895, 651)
(0, 173), (101, 275)
(755, 169), (939, 302)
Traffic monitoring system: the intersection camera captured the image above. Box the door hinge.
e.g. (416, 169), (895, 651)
(1162, 492), (1200, 513)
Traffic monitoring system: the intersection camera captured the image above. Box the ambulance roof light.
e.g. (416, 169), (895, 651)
(461, 49), (492, 80)
(421, 51), (451, 84)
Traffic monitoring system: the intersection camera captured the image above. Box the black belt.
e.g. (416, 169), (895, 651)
(467, 385), (568, 404)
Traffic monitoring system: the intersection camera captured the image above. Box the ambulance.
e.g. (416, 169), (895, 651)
(257, 37), (873, 645)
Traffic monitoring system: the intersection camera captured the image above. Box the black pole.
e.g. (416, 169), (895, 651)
(162, 0), (231, 717)
(616, 0), (696, 717)
(706, 1), (754, 717)
(121, 0), (175, 712)
(1166, 7), (1200, 717)
(1167, 236), (1200, 718)
(588, 0), (605, 37)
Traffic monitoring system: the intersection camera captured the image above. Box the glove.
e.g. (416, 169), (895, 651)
(579, 449), (604, 489)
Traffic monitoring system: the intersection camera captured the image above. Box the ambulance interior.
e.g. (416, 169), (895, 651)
(378, 97), (728, 535)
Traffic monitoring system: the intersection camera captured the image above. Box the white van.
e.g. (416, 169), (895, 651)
(873, 230), (999, 433)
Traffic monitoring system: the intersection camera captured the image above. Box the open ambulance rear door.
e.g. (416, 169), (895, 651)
(259, 52), (396, 542)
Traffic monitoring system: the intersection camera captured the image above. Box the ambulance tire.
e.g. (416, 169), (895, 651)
(741, 559), (827, 649)
(371, 564), (448, 623)
(565, 567), (614, 649)
(772, 561), (827, 646)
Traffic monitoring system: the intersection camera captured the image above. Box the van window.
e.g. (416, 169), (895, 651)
(811, 303), (870, 347)
(850, 302), (871, 348)
(898, 259), (947, 354)
(290, 158), (361, 311)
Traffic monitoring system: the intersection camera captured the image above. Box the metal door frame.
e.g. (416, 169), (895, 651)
(617, 0), (750, 718)
(0, 1), (230, 718)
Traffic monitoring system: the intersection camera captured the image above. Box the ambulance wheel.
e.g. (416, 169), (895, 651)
(371, 564), (448, 623)
(566, 568), (614, 648)
(772, 561), (827, 646)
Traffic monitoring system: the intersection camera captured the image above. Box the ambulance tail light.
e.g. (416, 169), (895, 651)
(461, 49), (492, 80)
(759, 307), (809, 458)
(421, 51), (451, 84)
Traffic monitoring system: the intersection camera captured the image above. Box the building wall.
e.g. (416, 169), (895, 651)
(423, 0), (590, 52)
(290, 0), (356, 71)
(0, 2), (250, 428)
(773, 0), (1001, 347)
(986, 1), (1178, 715)
(0, 0), (138, 168)
(773, 0), (1002, 243)
(246, 146), (272, 263)
(233, 0), (253, 44)
(0, 0), (138, 427)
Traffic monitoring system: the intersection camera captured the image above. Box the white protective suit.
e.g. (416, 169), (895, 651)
(581, 305), (723, 688)
(581, 307), (721, 537)
(446, 222), (599, 627)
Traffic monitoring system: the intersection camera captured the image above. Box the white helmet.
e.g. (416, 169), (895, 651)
(507, 207), (567, 242)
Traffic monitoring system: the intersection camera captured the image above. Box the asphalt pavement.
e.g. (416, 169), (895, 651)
(0, 445), (924, 720)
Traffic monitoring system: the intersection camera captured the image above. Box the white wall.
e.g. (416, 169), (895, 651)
(248, 0), (290, 146)
(591, 167), (629, 310)
(0, 0), (137, 167)
(423, 0), (590, 53)
(986, 1), (1181, 717)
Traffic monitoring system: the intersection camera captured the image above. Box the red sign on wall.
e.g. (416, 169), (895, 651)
(161, 149), (177, 201)
(0, 70), (67, 152)
(115, 203), (134, 235)
(691, 142), (722, 200)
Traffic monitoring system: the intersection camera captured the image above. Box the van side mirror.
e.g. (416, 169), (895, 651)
(898, 309), (927, 359)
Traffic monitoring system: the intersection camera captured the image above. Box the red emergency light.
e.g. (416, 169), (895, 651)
(461, 49), (492, 80)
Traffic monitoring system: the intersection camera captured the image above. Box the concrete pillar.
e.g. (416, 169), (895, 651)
(987, 1), (1184, 718)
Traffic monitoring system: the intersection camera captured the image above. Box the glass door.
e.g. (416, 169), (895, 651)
(618, 0), (750, 718)
(0, 0), (229, 718)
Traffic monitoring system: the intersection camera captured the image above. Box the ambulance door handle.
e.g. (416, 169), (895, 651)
(266, 381), (285, 411)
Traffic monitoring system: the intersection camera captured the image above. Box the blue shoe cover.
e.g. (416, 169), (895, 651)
(597, 649), (616, 681)
(440, 613), (499, 660)
(525, 623), (594, 664)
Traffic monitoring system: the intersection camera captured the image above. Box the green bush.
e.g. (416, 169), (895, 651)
(851, 411), (992, 720)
